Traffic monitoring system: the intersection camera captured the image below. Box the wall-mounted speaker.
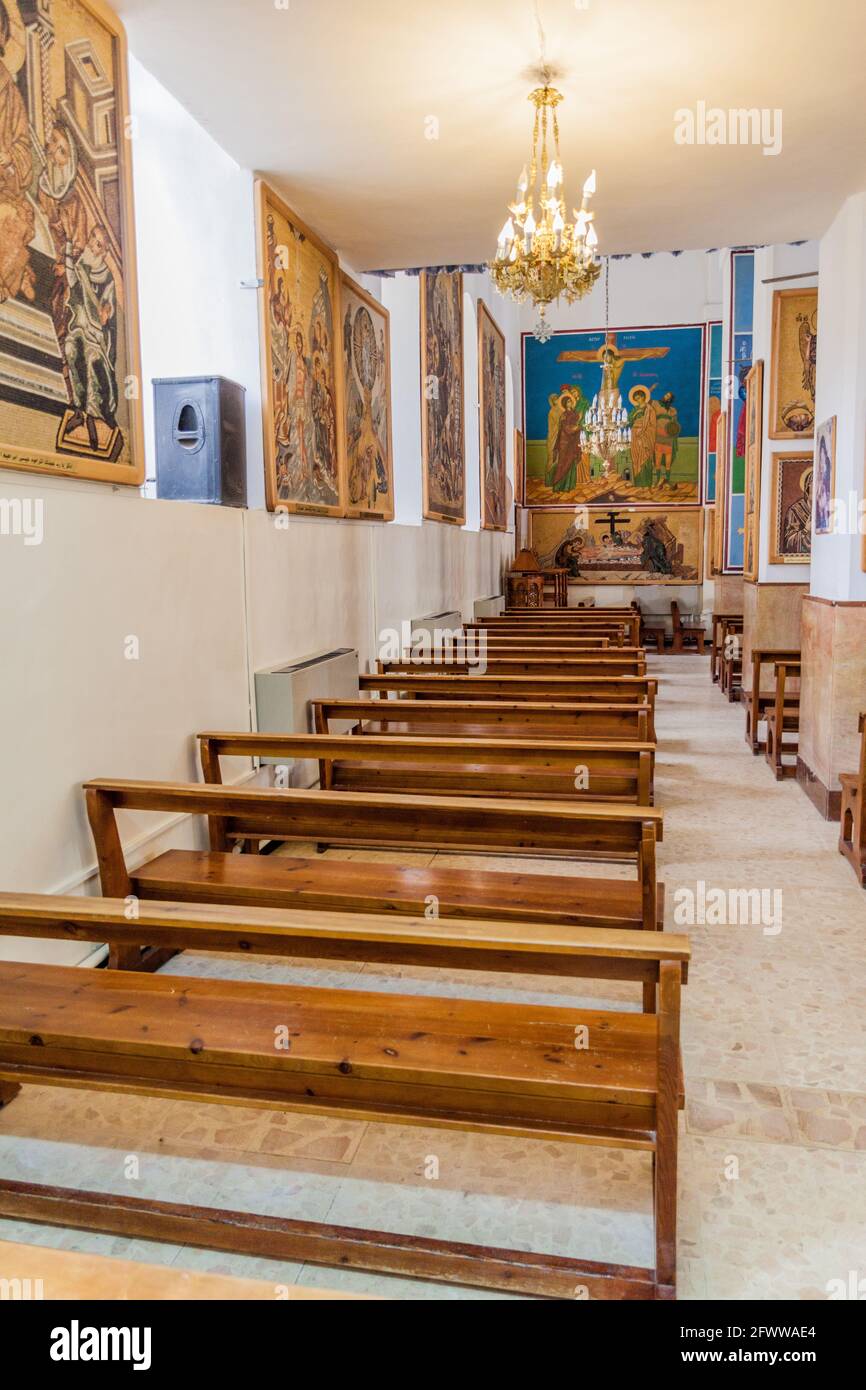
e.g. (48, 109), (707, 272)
(154, 375), (247, 507)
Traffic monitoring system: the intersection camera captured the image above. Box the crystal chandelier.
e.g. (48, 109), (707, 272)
(490, 81), (601, 332)
(580, 258), (631, 475)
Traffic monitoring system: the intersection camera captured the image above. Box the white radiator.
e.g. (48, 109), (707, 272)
(409, 609), (463, 652)
(474, 594), (505, 618)
(254, 647), (359, 785)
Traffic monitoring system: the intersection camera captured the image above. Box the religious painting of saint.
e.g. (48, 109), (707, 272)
(743, 361), (763, 581)
(339, 272), (393, 521)
(769, 288), (818, 440)
(0, 0), (144, 485)
(522, 324), (704, 507)
(769, 452), (812, 564)
(421, 269), (465, 524)
(256, 179), (345, 515)
(530, 507), (703, 585)
(814, 417), (836, 536)
(477, 299), (507, 532)
(713, 412), (728, 574)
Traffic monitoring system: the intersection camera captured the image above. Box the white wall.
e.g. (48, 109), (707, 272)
(129, 58), (265, 504)
(752, 242), (819, 584)
(0, 59), (516, 964)
(810, 193), (866, 602)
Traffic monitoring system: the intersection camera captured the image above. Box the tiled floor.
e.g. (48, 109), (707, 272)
(1, 654), (865, 1298)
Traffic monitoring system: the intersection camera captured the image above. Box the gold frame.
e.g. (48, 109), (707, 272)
(712, 411), (728, 574)
(769, 451), (813, 565)
(339, 271), (394, 522)
(420, 270), (465, 526)
(477, 299), (507, 533)
(0, 0), (145, 487)
(254, 178), (347, 516)
(743, 361), (763, 581)
(814, 416), (837, 536)
(768, 287), (818, 441)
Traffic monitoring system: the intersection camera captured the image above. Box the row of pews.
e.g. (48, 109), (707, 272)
(710, 607), (866, 889)
(711, 612), (802, 780)
(0, 604), (688, 1301)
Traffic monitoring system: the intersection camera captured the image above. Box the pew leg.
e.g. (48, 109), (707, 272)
(0, 1080), (21, 1110)
(654, 963), (680, 1297)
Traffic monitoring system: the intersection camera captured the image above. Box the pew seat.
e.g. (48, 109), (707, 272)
(131, 848), (666, 934)
(313, 698), (656, 743)
(0, 932), (687, 1298)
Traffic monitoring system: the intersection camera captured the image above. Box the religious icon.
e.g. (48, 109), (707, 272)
(814, 417), (836, 535)
(522, 324), (704, 506)
(0, 0), (144, 485)
(769, 288), (818, 440)
(340, 271), (393, 520)
(769, 453), (812, 563)
(742, 361), (763, 581)
(530, 506), (703, 585)
(421, 269), (465, 524)
(478, 299), (507, 531)
(256, 179), (345, 515)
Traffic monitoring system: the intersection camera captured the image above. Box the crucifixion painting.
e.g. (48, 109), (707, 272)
(522, 323), (705, 508)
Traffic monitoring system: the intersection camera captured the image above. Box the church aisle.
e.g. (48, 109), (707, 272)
(0, 657), (863, 1299)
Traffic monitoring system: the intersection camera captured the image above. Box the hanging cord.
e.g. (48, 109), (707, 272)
(533, 0), (552, 84)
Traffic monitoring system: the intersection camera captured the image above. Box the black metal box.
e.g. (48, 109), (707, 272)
(154, 375), (247, 507)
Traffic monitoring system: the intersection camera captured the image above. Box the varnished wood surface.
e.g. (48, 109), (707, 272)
(0, 892), (689, 969)
(129, 852), (666, 938)
(0, 962), (661, 1131)
(0, 1182), (658, 1299)
(198, 732), (655, 804)
(378, 656), (647, 677)
(360, 674), (657, 705)
(312, 698), (654, 743)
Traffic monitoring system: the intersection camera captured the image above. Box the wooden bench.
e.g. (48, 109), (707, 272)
(839, 713), (866, 886)
(476, 616), (641, 645)
(764, 659), (801, 780)
(360, 673), (658, 709)
(198, 731), (656, 805)
(83, 780), (664, 974)
(377, 653), (647, 678)
(312, 697), (656, 744)
(0, 904), (688, 1299)
(466, 623), (631, 648)
(711, 612), (742, 684)
(744, 648), (801, 754)
(719, 618), (743, 701)
(670, 602), (705, 655)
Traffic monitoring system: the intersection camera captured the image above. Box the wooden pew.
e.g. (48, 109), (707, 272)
(744, 648), (801, 754)
(839, 713), (866, 886)
(474, 618), (640, 645)
(377, 653), (647, 677)
(312, 697), (655, 744)
(83, 780), (664, 973)
(466, 621), (631, 646)
(360, 673), (658, 709)
(198, 731), (656, 805)
(719, 618), (743, 701)
(764, 658), (801, 780)
(670, 602), (705, 654)
(0, 905), (689, 1299)
(711, 612), (742, 684)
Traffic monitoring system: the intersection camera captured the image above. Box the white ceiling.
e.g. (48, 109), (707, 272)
(117, 0), (866, 270)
